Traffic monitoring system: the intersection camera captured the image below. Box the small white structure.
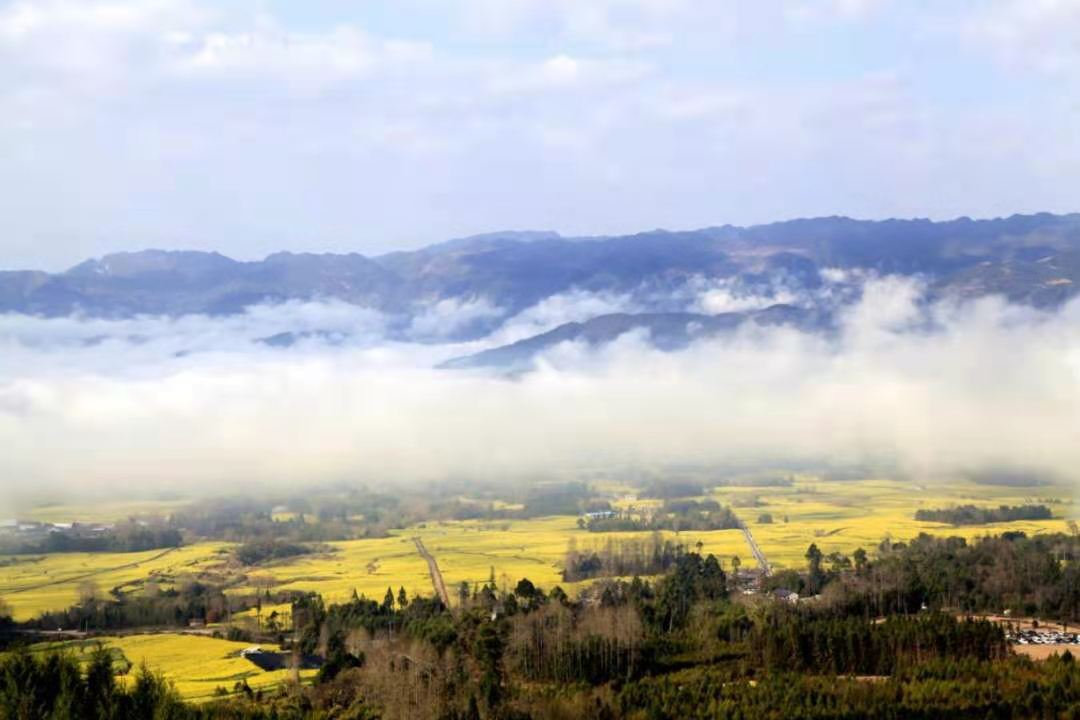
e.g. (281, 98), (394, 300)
(773, 588), (800, 605)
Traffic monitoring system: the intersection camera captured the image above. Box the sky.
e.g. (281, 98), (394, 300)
(1, 0), (1079, 269)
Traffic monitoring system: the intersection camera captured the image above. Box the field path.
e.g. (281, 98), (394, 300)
(1, 547), (179, 595)
(412, 537), (451, 607)
(737, 519), (772, 577)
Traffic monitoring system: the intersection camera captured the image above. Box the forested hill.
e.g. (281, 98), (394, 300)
(3, 213), (1080, 322)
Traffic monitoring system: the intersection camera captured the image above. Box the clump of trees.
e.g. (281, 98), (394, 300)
(639, 480), (704, 499)
(0, 596), (12, 633)
(233, 539), (314, 566)
(750, 608), (1006, 675)
(820, 532), (1080, 619)
(563, 535), (690, 581)
(584, 502), (739, 533)
(173, 496), (384, 543)
(509, 600), (646, 684)
(615, 655), (1080, 720)
(0, 647), (192, 719)
(28, 580), (245, 631)
(521, 482), (592, 517)
(970, 469), (1051, 487)
(914, 503), (1052, 525)
(1, 522), (183, 555)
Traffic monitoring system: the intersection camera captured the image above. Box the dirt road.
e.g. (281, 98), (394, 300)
(413, 537), (451, 607)
(738, 520), (772, 577)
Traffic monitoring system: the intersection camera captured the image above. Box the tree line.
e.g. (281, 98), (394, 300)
(914, 503), (1052, 525)
(583, 500), (740, 533)
(821, 531), (1080, 619)
(563, 534), (692, 582)
(749, 607), (1006, 675)
(0, 523), (182, 555)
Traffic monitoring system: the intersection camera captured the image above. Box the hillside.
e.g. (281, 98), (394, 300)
(3, 214), (1080, 325)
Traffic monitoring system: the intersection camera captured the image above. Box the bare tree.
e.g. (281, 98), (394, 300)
(78, 580), (101, 605)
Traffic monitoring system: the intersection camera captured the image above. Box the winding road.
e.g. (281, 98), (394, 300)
(412, 537), (451, 607)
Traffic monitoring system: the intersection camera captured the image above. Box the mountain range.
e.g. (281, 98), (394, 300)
(4, 213), (1080, 367)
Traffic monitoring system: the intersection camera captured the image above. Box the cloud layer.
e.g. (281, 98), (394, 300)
(2, 279), (1079, 513)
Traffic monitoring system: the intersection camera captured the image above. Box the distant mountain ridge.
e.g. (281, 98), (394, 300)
(2, 213), (1079, 323)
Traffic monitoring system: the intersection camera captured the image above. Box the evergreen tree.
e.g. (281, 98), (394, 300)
(805, 543), (825, 593)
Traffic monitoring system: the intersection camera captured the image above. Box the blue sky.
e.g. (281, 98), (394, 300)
(1, 0), (1078, 269)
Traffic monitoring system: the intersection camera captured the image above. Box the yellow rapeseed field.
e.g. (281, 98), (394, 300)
(24, 634), (313, 702)
(230, 518), (751, 607)
(109, 633), (313, 702)
(723, 477), (1074, 569)
(18, 499), (192, 524)
(4, 478), (1073, 623)
(0, 543), (229, 621)
(411, 516), (752, 598)
(234, 535), (433, 605)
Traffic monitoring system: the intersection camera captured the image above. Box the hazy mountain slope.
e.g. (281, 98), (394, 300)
(440, 305), (821, 370)
(2, 213), (1079, 319)
(375, 229), (737, 313)
(2, 250), (404, 317)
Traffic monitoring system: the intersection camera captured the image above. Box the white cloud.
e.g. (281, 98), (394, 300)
(0, 299), (391, 376)
(961, 0), (1080, 74)
(3, 283), (1080, 514)
(408, 296), (503, 340)
(440, 0), (689, 49)
(0, 0), (204, 80)
(784, 0), (888, 23)
(487, 289), (642, 345)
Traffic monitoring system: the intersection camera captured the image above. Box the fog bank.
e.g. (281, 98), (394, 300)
(1, 277), (1078, 511)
